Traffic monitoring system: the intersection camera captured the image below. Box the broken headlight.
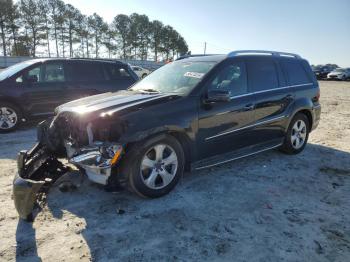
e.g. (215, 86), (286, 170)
(71, 144), (123, 168)
(69, 144), (123, 185)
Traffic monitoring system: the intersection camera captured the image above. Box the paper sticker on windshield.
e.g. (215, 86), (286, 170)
(184, 72), (205, 79)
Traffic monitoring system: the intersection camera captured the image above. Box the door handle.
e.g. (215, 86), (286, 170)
(244, 104), (255, 111)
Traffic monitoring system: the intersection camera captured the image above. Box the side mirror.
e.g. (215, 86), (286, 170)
(206, 90), (231, 103)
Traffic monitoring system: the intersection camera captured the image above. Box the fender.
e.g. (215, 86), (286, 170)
(0, 94), (28, 118)
(119, 124), (197, 162)
(286, 97), (315, 130)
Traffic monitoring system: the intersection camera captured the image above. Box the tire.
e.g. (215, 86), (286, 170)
(121, 134), (185, 198)
(0, 102), (22, 133)
(141, 73), (147, 79)
(280, 113), (310, 155)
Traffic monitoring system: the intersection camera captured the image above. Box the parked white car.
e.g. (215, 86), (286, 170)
(131, 66), (151, 79)
(327, 68), (350, 80)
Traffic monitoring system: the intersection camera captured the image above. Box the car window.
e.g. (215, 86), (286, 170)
(67, 62), (104, 81)
(16, 65), (42, 83)
(0, 60), (38, 81)
(208, 61), (247, 96)
(43, 63), (65, 82)
(16, 63), (65, 84)
(281, 60), (310, 85)
(247, 60), (279, 91)
(27, 66), (42, 82)
(105, 64), (132, 80)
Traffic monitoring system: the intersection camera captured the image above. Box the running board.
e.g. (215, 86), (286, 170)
(192, 139), (284, 170)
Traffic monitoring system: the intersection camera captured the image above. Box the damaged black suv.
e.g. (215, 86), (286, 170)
(13, 50), (321, 220)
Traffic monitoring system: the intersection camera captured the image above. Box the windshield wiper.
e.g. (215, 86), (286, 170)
(133, 88), (160, 93)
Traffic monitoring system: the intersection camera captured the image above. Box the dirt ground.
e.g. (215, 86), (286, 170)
(0, 81), (349, 262)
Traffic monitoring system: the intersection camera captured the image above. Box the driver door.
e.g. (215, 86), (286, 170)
(197, 59), (256, 160)
(17, 61), (67, 115)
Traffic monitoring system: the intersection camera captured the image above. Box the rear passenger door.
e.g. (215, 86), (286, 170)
(247, 57), (292, 144)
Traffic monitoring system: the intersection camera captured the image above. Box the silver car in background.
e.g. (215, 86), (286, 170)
(327, 68), (350, 80)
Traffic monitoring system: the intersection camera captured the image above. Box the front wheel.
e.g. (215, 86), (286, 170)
(280, 113), (310, 154)
(122, 135), (185, 198)
(0, 103), (22, 133)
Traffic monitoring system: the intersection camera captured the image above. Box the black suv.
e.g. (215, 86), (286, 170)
(0, 58), (138, 132)
(13, 50), (321, 220)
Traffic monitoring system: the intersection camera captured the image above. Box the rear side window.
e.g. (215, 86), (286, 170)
(281, 60), (310, 85)
(43, 63), (65, 82)
(67, 62), (104, 81)
(104, 64), (133, 80)
(247, 60), (279, 92)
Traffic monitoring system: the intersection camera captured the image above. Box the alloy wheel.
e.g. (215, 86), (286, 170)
(0, 107), (18, 130)
(291, 120), (307, 149)
(140, 144), (178, 190)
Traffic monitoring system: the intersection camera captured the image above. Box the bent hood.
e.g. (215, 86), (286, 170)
(55, 90), (179, 117)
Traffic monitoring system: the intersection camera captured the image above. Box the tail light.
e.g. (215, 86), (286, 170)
(313, 90), (320, 102)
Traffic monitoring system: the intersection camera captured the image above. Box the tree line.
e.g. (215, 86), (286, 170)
(0, 0), (189, 61)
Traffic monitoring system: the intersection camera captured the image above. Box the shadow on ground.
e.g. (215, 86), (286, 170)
(14, 143), (350, 261)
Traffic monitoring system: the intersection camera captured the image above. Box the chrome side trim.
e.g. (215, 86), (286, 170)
(229, 83), (313, 99)
(230, 93), (252, 99)
(195, 143), (283, 170)
(205, 115), (287, 141)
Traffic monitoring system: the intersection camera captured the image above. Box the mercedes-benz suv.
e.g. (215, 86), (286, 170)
(13, 50), (321, 221)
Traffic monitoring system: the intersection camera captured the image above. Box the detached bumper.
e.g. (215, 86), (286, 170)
(12, 145), (70, 221)
(13, 173), (45, 220)
(13, 140), (124, 220)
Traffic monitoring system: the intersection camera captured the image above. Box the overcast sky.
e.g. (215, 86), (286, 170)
(65, 0), (350, 67)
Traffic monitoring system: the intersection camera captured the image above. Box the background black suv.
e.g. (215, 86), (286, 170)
(0, 58), (138, 132)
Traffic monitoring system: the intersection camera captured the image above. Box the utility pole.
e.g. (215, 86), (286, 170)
(204, 42), (207, 55)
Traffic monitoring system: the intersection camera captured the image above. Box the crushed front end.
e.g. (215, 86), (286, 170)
(13, 112), (124, 221)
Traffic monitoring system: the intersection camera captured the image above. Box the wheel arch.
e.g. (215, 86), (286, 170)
(122, 129), (194, 171)
(0, 97), (25, 117)
(289, 108), (313, 131)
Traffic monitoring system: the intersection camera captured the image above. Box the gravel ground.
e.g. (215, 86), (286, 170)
(0, 81), (349, 262)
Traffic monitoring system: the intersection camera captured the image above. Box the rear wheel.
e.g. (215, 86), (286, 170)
(0, 103), (22, 133)
(122, 135), (185, 198)
(280, 113), (310, 154)
(141, 73), (147, 78)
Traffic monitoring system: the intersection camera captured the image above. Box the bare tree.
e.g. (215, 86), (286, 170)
(20, 0), (45, 56)
(1, 0), (189, 60)
(0, 0), (14, 56)
(112, 14), (131, 59)
(88, 13), (108, 58)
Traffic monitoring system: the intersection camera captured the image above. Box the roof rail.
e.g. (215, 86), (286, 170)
(227, 50), (301, 59)
(69, 57), (124, 63)
(176, 54), (221, 61)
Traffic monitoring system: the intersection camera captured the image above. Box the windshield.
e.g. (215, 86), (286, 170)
(333, 68), (345, 73)
(0, 60), (39, 81)
(130, 61), (216, 94)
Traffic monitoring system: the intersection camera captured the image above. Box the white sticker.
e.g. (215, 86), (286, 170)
(184, 72), (205, 79)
